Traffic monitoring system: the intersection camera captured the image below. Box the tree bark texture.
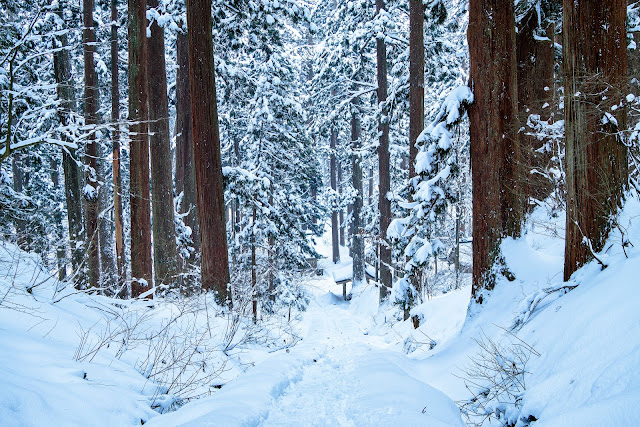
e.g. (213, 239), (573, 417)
(351, 98), (365, 285)
(338, 163), (345, 247)
(83, 0), (101, 289)
(408, 0), (424, 183)
(563, 0), (628, 281)
(468, 0), (521, 302)
(187, 0), (231, 302)
(111, 0), (126, 292)
(330, 117), (340, 264)
(128, 0), (153, 296)
(148, 0), (178, 287)
(175, 30), (199, 252)
(377, 0), (393, 298)
(517, 7), (555, 212)
(53, 4), (84, 283)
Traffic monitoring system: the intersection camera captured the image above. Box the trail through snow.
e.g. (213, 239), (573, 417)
(150, 248), (464, 426)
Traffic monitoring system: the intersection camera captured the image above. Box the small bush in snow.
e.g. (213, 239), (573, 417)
(457, 332), (540, 427)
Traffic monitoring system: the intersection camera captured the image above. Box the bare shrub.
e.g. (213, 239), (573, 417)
(457, 332), (540, 427)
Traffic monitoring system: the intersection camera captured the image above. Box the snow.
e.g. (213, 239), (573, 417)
(1, 197), (640, 426)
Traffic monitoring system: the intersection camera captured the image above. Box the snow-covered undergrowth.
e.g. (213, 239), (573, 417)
(354, 197), (640, 426)
(0, 244), (302, 425)
(1, 197), (638, 426)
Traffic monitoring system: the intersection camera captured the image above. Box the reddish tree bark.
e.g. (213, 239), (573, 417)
(563, 0), (628, 280)
(128, 0), (153, 297)
(148, 0), (178, 286)
(111, 0), (126, 293)
(517, 8), (555, 212)
(175, 30), (199, 252)
(468, 0), (521, 302)
(408, 0), (424, 183)
(187, 0), (231, 302)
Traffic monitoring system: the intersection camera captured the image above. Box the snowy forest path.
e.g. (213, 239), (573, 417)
(255, 264), (464, 426)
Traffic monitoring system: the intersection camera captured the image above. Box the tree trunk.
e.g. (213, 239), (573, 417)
(175, 30), (199, 252)
(53, 2), (84, 285)
(351, 98), (365, 285)
(187, 0), (231, 303)
(408, 0), (424, 183)
(111, 0), (126, 294)
(98, 143), (117, 289)
(148, 0), (178, 287)
(251, 206), (257, 322)
(563, 0), (628, 280)
(517, 7), (555, 212)
(338, 163), (345, 247)
(83, 0), (101, 289)
(468, 0), (520, 302)
(377, 0), (393, 299)
(330, 110), (340, 264)
(128, 0), (153, 297)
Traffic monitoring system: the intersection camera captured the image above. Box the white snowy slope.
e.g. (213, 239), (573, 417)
(1, 197), (639, 426)
(148, 249), (465, 426)
(377, 198), (640, 426)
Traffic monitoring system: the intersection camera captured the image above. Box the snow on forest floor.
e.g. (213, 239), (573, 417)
(1, 198), (640, 426)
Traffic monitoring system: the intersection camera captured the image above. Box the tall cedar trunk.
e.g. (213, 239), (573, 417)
(53, 4), (84, 284)
(148, 0), (178, 286)
(517, 8), (555, 211)
(377, 0), (393, 298)
(187, 0), (231, 302)
(111, 0), (126, 292)
(175, 30), (199, 252)
(251, 207), (257, 322)
(408, 0), (424, 183)
(563, 0), (628, 281)
(330, 102), (340, 264)
(351, 98), (365, 285)
(338, 163), (345, 246)
(128, 0), (153, 296)
(468, 0), (520, 302)
(83, 0), (101, 289)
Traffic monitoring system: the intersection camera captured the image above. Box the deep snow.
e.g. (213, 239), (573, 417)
(1, 198), (639, 426)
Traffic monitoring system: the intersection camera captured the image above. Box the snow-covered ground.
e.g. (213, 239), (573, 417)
(1, 198), (639, 426)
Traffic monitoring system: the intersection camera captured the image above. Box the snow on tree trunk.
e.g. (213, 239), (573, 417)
(330, 114), (340, 264)
(517, 7), (555, 213)
(53, 2), (84, 286)
(563, 0), (628, 281)
(351, 97), (365, 286)
(175, 30), (199, 253)
(83, 0), (101, 290)
(377, 0), (393, 298)
(187, 0), (231, 303)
